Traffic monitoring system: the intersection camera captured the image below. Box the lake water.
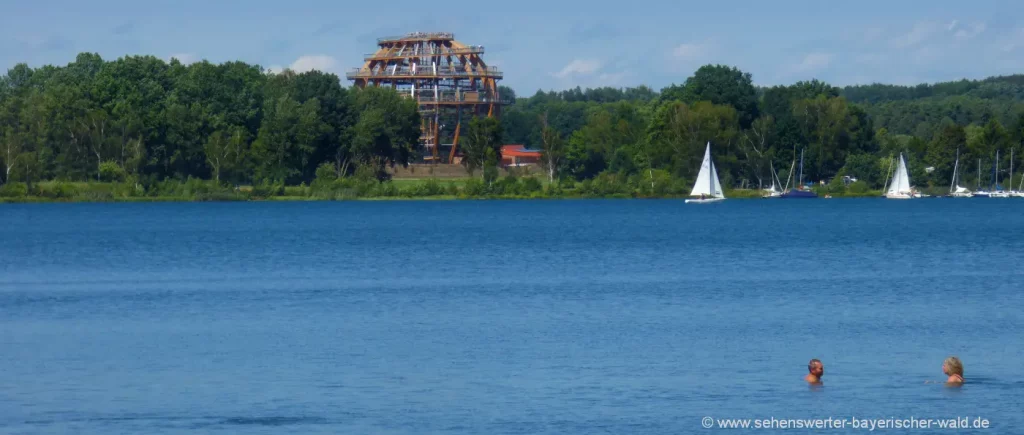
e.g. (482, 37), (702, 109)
(1, 199), (1023, 434)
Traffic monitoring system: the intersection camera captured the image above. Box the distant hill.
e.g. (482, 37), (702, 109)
(841, 75), (1024, 104)
(834, 76), (1024, 138)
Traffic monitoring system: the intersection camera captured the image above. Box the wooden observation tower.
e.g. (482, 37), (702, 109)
(346, 32), (508, 163)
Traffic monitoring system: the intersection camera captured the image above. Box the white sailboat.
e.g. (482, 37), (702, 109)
(1010, 148), (1024, 197)
(949, 147), (973, 197)
(1014, 149), (1024, 197)
(685, 142), (726, 204)
(762, 161), (783, 198)
(990, 150), (1011, 198)
(975, 158), (991, 197)
(884, 153), (915, 199)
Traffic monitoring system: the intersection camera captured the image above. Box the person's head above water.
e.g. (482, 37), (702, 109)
(943, 356), (964, 384)
(805, 359), (824, 383)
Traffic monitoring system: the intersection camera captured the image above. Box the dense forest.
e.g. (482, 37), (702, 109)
(3, 53), (1024, 199)
(0, 53), (421, 191)
(503, 72), (1024, 192)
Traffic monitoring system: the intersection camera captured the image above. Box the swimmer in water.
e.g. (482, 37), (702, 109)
(943, 356), (964, 385)
(805, 359), (824, 384)
(927, 356), (964, 385)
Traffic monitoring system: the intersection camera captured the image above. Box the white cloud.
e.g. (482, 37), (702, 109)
(954, 22), (987, 41)
(289, 55), (338, 73)
(553, 59), (602, 78)
(168, 53), (197, 65)
(265, 64), (285, 74)
(595, 72), (628, 85)
(891, 22), (941, 48)
(671, 42), (710, 61)
(793, 52), (834, 72)
(1003, 28), (1024, 52)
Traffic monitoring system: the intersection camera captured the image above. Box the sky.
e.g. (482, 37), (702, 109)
(2, 0), (1024, 95)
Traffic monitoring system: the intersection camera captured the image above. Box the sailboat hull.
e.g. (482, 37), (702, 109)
(779, 189), (818, 198)
(685, 197), (726, 204)
(885, 193), (914, 199)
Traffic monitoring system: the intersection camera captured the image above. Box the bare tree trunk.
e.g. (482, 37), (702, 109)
(3, 139), (13, 183)
(340, 157), (351, 177)
(120, 123), (128, 168)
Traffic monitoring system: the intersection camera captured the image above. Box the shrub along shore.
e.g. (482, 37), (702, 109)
(0, 171), (885, 203)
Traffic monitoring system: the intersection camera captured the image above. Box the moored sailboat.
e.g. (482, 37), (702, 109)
(762, 161), (783, 198)
(779, 148), (818, 198)
(685, 142), (726, 204)
(974, 158), (991, 197)
(949, 147), (973, 198)
(990, 150), (1011, 198)
(884, 153), (915, 199)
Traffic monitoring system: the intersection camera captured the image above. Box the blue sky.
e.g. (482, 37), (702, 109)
(2, 0), (1023, 94)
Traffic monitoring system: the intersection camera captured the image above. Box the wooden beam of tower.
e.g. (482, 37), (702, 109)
(433, 119), (441, 161)
(449, 121), (461, 163)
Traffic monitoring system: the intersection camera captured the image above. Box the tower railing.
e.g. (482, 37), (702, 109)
(415, 92), (513, 105)
(364, 46), (484, 60)
(346, 67), (502, 80)
(377, 32), (454, 43)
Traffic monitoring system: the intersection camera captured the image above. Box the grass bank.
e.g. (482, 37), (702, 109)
(0, 175), (891, 204)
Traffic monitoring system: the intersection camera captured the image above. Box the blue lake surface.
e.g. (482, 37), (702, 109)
(1, 198), (1023, 434)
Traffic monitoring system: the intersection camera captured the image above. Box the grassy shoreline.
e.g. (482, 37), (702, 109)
(0, 186), (886, 204)
(0, 176), (898, 204)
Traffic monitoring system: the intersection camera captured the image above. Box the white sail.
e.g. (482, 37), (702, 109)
(897, 154), (912, 193)
(711, 163), (724, 197)
(689, 142), (725, 198)
(887, 153), (912, 195)
(690, 143), (713, 196)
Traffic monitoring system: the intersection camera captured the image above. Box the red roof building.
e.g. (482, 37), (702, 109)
(501, 145), (542, 167)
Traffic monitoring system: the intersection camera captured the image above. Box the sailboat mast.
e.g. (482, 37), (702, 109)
(978, 158), (982, 190)
(784, 159), (795, 191)
(709, 145), (714, 196)
(951, 147), (959, 193)
(799, 149), (805, 188)
(882, 154), (893, 193)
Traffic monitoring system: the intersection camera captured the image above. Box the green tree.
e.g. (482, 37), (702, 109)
(252, 96), (324, 184)
(672, 64), (759, 128)
(561, 102), (646, 179)
(461, 116), (504, 176)
(925, 125), (965, 187)
(205, 126), (249, 183)
(647, 100), (739, 181)
(539, 113), (565, 182)
(348, 86), (419, 181)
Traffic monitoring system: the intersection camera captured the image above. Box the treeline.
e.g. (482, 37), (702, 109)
(4, 52), (1024, 197)
(504, 69), (1024, 191)
(0, 53), (420, 190)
